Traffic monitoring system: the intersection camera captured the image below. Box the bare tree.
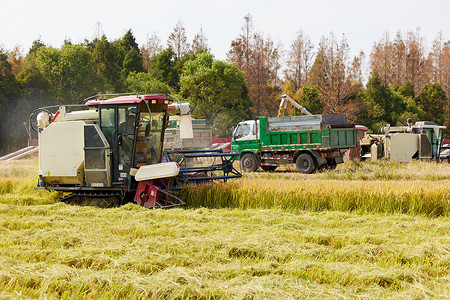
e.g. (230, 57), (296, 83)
(370, 31), (393, 86)
(227, 13), (254, 72)
(7, 45), (24, 76)
(441, 42), (450, 125)
(167, 21), (189, 59)
(191, 26), (209, 53)
(392, 31), (406, 87)
(227, 14), (282, 116)
(405, 28), (426, 95)
(141, 32), (162, 71)
(349, 50), (365, 84)
(430, 31), (444, 83)
(94, 22), (104, 40)
(309, 33), (355, 114)
(248, 33), (282, 115)
(285, 29), (315, 91)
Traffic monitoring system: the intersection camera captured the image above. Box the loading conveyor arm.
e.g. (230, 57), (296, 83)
(278, 94), (312, 117)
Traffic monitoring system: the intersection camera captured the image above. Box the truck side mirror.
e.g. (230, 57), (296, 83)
(118, 134), (123, 146)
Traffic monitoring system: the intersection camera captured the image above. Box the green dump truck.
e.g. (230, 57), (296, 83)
(231, 114), (356, 173)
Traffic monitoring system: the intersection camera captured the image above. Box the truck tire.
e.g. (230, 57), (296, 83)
(241, 153), (258, 172)
(296, 153), (317, 174)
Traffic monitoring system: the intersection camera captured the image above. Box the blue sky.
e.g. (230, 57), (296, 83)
(1, 0), (449, 61)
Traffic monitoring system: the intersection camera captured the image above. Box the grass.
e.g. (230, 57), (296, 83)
(0, 158), (449, 299)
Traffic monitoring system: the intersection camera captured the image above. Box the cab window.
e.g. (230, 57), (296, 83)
(234, 124), (251, 139)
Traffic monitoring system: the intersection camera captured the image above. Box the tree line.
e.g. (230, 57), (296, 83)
(0, 15), (449, 154)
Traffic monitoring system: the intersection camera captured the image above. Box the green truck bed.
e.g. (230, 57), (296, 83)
(259, 115), (356, 150)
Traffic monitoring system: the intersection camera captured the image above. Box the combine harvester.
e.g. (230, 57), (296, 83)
(359, 118), (446, 162)
(30, 93), (241, 208)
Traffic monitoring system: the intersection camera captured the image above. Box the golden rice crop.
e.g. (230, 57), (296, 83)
(181, 178), (449, 217)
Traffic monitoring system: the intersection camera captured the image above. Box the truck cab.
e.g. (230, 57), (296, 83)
(232, 120), (259, 142)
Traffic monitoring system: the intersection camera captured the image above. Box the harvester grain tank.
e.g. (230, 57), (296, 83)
(231, 94), (356, 173)
(32, 93), (241, 208)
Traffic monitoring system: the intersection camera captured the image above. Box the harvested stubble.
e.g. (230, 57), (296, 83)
(0, 159), (449, 298)
(0, 205), (449, 299)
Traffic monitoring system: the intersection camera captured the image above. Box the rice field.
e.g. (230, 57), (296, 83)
(0, 158), (449, 299)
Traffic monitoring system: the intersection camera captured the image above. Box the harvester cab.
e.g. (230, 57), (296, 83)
(32, 94), (241, 208)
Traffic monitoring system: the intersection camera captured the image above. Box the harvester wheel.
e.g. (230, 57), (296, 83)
(241, 153), (258, 172)
(296, 153), (317, 174)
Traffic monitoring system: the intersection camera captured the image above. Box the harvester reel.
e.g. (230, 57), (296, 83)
(164, 149), (242, 189)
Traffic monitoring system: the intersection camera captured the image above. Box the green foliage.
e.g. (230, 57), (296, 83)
(147, 48), (178, 88)
(35, 46), (60, 89)
(91, 35), (123, 92)
(360, 72), (425, 131)
(17, 56), (52, 98)
(147, 47), (196, 90)
(365, 72), (405, 124)
(396, 96), (426, 125)
(58, 44), (98, 103)
(123, 48), (145, 75)
(0, 48), (21, 153)
(297, 85), (323, 114)
(120, 29), (140, 52)
(0, 48), (19, 105)
(32, 44), (99, 103)
(398, 79), (415, 99)
(114, 29), (144, 78)
(179, 52), (252, 136)
(27, 39), (45, 56)
(417, 83), (448, 126)
(125, 72), (173, 94)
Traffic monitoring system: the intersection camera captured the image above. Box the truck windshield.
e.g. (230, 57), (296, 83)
(235, 124), (251, 139)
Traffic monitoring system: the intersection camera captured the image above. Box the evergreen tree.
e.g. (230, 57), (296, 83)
(123, 48), (145, 75)
(114, 29), (144, 77)
(416, 83), (447, 126)
(295, 85), (323, 114)
(125, 72), (173, 94)
(362, 72), (406, 130)
(148, 47), (179, 89)
(92, 35), (123, 92)
(398, 79), (415, 99)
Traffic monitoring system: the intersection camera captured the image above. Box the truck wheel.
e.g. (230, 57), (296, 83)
(296, 153), (317, 174)
(241, 153), (258, 172)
